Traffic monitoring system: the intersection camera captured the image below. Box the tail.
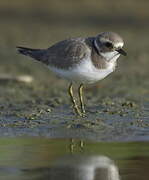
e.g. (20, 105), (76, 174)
(16, 46), (47, 62)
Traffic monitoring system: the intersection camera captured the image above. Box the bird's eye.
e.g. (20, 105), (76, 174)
(105, 42), (113, 48)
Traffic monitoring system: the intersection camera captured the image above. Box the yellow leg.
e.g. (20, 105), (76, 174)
(68, 83), (82, 116)
(70, 139), (84, 153)
(79, 140), (84, 152)
(78, 84), (86, 115)
(70, 138), (75, 153)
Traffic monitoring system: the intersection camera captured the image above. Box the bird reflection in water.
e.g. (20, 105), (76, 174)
(25, 155), (120, 180)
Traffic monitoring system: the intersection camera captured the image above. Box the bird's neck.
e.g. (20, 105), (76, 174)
(100, 51), (120, 63)
(92, 38), (100, 55)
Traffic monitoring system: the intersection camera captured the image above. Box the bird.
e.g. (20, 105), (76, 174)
(17, 32), (127, 117)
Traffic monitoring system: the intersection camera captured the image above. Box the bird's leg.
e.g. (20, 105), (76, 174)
(78, 84), (86, 115)
(70, 138), (75, 153)
(68, 83), (82, 116)
(79, 140), (84, 152)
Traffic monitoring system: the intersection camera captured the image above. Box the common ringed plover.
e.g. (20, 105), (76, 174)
(17, 32), (127, 117)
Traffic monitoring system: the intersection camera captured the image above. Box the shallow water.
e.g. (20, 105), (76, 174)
(0, 138), (148, 180)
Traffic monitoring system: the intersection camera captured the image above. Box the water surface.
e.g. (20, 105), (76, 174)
(0, 138), (148, 180)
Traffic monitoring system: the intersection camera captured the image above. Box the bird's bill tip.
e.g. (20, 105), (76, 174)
(116, 48), (127, 56)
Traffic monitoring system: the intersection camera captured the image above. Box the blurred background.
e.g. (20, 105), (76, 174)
(0, 0), (148, 103)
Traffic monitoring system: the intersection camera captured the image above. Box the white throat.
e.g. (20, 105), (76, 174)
(100, 51), (120, 63)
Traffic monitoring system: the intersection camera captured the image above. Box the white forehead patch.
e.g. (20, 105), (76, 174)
(114, 42), (124, 48)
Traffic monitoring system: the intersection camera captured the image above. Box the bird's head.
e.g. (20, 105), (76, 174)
(94, 32), (127, 61)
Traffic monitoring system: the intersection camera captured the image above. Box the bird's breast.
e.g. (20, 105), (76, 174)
(48, 56), (116, 84)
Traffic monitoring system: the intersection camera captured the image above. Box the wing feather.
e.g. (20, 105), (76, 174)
(46, 38), (89, 69)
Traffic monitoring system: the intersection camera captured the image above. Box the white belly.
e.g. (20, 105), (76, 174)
(48, 57), (116, 84)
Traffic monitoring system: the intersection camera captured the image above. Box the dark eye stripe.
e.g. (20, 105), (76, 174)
(105, 42), (113, 48)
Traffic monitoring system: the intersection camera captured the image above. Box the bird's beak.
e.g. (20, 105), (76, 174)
(116, 48), (127, 56)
